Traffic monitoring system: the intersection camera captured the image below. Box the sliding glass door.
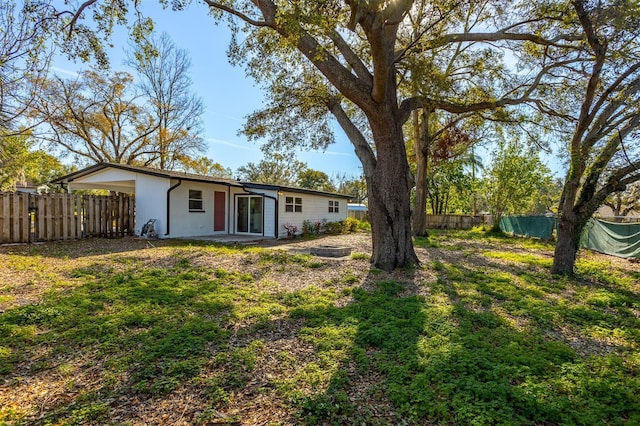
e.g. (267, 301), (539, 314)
(236, 196), (263, 234)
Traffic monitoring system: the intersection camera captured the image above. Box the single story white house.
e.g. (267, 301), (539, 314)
(53, 163), (351, 239)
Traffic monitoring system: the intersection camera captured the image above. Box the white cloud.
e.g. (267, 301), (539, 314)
(205, 137), (259, 151)
(50, 66), (80, 78)
(323, 150), (356, 158)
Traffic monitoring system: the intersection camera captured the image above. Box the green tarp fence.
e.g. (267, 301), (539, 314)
(499, 215), (557, 240)
(581, 219), (640, 259)
(500, 215), (640, 259)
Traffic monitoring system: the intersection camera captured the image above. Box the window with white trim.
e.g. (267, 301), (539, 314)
(329, 200), (340, 213)
(189, 189), (204, 211)
(285, 196), (302, 212)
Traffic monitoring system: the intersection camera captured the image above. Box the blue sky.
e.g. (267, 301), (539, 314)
(51, 2), (566, 179)
(51, 2), (363, 179)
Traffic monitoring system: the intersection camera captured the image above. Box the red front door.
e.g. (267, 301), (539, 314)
(214, 191), (225, 231)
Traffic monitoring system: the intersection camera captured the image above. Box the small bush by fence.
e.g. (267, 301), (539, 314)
(0, 192), (135, 243)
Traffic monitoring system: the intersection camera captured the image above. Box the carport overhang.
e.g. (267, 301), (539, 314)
(53, 163), (142, 194)
(67, 180), (136, 194)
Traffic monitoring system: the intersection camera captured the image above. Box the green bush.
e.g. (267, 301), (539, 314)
(344, 217), (359, 233)
(302, 220), (325, 236)
(323, 218), (362, 234)
(324, 221), (343, 234)
(357, 220), (371, 231)
(302, 220), (314, 236)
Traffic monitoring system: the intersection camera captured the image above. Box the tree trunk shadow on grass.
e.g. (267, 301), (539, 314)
(275, 268), (428, 425)
(283, 234), (640, 424)
(282, 265), (563, 425)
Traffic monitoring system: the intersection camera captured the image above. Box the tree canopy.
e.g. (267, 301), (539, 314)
(236, 153), (307, 186)
(182, 156), (233, 178)
(28, 33), (208, 171)
(603, 182), (640, 218)
(297, 169), (336, 192)
(0, 130), (69, 191)
(483, 140), (555, 230)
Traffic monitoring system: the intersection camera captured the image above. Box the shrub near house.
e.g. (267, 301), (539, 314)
(287, 217), (363, 237)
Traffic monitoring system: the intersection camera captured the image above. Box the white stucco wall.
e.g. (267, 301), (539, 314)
(264, 196), (276, 237)
(135, 174), (170, 237)
(168, 181), (232, 238)
(278, 192), (348, 237)
(261, 190), (278, 238)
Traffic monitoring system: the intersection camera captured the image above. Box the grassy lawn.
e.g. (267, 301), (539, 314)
(1, 230), (639, 425)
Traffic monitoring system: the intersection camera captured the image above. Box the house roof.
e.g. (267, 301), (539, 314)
(52, 162), (352, 199)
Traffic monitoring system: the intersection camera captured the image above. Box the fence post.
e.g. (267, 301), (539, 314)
(85, 195), (92, 237)
(74, 194), (82, 238)
(0, 193), (9, 242)
(118, 194), (124, 236)
(129, 196), (135, 235)
(12, 193), (19, 242)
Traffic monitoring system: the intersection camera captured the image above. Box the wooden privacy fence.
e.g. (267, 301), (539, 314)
(426, 214), (487, 230)
(0, 192), (135, 243)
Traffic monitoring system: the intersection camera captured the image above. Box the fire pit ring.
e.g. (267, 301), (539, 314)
(310, 245), (352, 257)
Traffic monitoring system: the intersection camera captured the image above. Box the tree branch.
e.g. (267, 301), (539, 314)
(399, 57), (586, 123)
(326, 98), (376, 177)
(329, 30), (372, 85)
(582, 77), (640, 151)
(66, 0), (99, 37)
(590, 62), (640, 119)
(398, 29), (583, 59)
(202, 0), (271, 27)
(570, 0), (607, 153)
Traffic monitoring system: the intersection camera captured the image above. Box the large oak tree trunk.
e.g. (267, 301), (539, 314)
(368, 111), (419, 271)
(327, 100), (418, 271)
(552, 212), (581, 275)
(552, 173), (582, 275)
(553, 195), (606, 275)
(553, 205), (595, 275)
(551, 176), (593, 275)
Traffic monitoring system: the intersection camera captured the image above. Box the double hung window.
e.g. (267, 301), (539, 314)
(285, 196), (302, 212)
(189, 190), (204, 211)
